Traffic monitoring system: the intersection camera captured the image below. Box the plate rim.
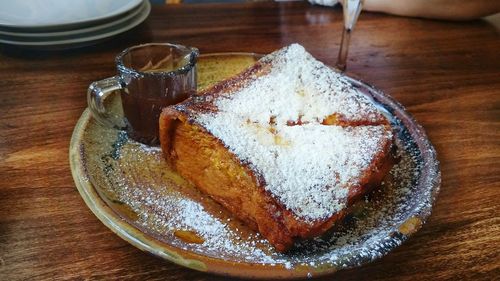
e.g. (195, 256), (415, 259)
(69, 52), (441, 279)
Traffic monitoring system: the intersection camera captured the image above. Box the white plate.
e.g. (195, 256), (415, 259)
(0, 0), (142, 30)
(0, 0), (150, 49)
(0, 0), (146, 38)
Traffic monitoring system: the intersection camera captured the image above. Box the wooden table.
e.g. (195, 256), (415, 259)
(1, 2), (499, 280)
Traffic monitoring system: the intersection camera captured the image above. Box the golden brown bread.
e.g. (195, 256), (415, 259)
(160, 44), (394, 252)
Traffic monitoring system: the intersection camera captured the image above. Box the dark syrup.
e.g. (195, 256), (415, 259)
(120, 63), (196, 145)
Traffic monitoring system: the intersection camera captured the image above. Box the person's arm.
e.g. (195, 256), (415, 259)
(363, 0), (500, 21)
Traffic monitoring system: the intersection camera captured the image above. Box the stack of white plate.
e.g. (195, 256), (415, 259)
(0, 0), (151, 49)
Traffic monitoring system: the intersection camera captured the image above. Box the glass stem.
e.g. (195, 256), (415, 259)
(336, 28), (351, 71)
(336, 0), (363, 71)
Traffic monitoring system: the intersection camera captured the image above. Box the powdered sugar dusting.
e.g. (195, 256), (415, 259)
(125, 186), (280, 261)
(196, 44), (392, 220)
(206, 44), (384, 125)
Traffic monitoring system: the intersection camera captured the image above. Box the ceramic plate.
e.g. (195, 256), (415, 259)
(0, 0), (145, 38)
(0, 0), (150, 49)
(0, 0), (142, 30)
(70, 53), (440, 279)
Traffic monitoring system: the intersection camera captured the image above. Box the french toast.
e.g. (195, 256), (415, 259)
(159, 44), (394, 252)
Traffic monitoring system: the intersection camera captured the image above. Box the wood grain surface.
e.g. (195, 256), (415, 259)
(0, 2), (499, 280)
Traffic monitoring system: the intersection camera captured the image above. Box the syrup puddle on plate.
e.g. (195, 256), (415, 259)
(174, 230), (206, 244)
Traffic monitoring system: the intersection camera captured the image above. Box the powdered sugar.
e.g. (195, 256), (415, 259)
(210, 44), (384, 126)
(126, 186), (280, 260)
(196, 44), (392, 220)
